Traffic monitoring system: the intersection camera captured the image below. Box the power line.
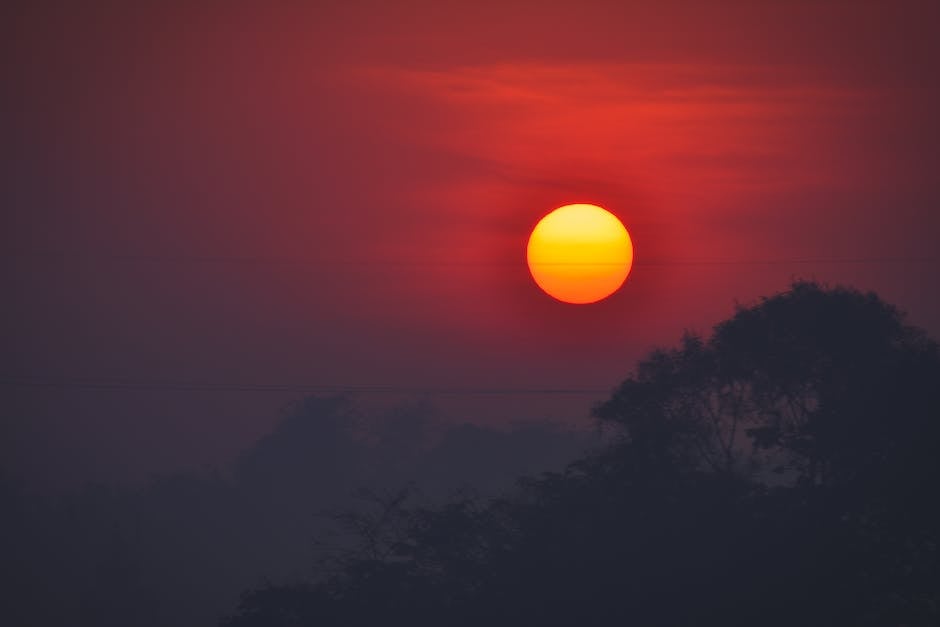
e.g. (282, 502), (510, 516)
(0, 375), (611, 396)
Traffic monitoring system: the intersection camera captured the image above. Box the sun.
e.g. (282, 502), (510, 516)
(526, 203), (634, 304)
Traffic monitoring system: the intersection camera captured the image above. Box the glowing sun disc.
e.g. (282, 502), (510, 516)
(526, 203), (634, 304)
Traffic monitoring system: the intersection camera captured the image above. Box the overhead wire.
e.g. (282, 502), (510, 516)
(0, 374), (611, 395)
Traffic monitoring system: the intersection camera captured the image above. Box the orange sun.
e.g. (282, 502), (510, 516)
(526, 203), (634, 304)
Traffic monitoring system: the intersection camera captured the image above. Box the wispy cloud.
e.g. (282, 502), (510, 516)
(364, 62), (874, 214)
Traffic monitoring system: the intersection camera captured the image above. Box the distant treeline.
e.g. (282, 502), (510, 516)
(1, 400), (592, 626)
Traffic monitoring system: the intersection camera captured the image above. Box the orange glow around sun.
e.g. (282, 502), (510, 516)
(526, 204), (634, 304)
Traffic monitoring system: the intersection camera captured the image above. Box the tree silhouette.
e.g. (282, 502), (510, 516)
(223, 281), (940, 626)
(2, 392), (590, 625)
(596, 280), (940, 487)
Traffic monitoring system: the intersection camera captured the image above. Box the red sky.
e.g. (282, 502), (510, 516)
(3, 0), (939, 486)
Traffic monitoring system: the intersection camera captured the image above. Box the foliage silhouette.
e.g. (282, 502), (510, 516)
(223, 281), (940, 626)
(1, 398), (588, 626)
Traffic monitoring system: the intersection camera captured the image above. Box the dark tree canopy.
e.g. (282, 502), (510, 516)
(223, 282), (940, 627)
(595, 281), (940, 487)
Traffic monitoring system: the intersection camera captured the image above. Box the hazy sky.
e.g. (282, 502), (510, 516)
(4, 0), (939, 487)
